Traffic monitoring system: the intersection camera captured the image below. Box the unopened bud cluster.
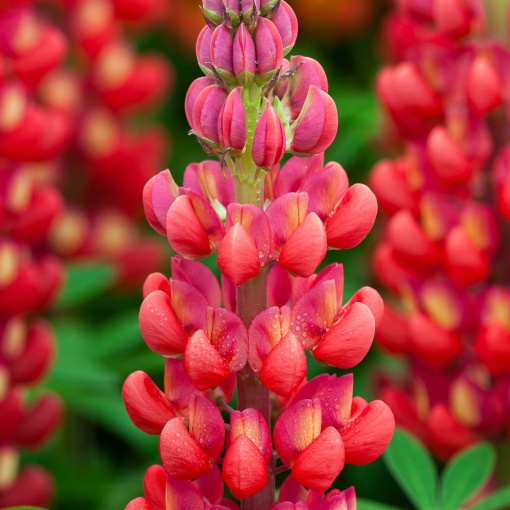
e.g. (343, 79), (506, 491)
(371, 0), (510, 460)
(125, 1), (395, 508)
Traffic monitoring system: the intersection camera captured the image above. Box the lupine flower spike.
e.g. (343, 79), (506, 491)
(125, 1), (395, 508)
(372, 0), (510, 461)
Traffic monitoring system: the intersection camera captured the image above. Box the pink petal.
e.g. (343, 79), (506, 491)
(340, 400), (395, 465)
(292, 426), (344, 492)
(260, 333), (307, 398)
(207, 307), (248, 372)
(290, 86), (337, 155)
(230, 409), (272, 463)
(274, 399), (322, 467)
(166, 195), (212, 258)
(166, 477), (206, 510)
(345, 287), (384, 329)
(184, 330), (231, 391)
(326, 184), (377, 250)
(171, 257), (221, 307)
(217, 224), (261, 286)
(291, 280), (338, 350)
(122, 371), (177, 435)
(139, 290), (188, 356)
(188, 394), (226, 462)
(223, 435), (268, 499)
(279, 212), (327, 277)
(160, 418), (211, 479)
(313, 302), (375, 369)
(248, 306), (292, 371)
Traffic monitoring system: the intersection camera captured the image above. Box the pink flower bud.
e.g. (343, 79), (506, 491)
(191, 85), (228, 145)
(290, 86), (337, 156)
(210, 23), (235, 84)
(218, 87), (246, 153)
(255, 18), (283, 82)
(184, 329), (231, 390)
(466, 55), (503, 115)
(122, 371), (178, 434)
(252, 100), (285, 168)
(233, 23), (256, 86)
(185, 77), (215, 130)
(241, 0), (261, 23)
(196, 26), (214, 77)
(224, 0), (242, 25)
(202, 0), (225, 25)
(281, 56), (328, 121)
(270, 1), (298, 56)
(259, 332), (307, 397)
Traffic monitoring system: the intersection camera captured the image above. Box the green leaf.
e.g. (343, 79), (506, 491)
(3, 507), (47, 510)
(383, 428), (438, 510)
(56, 263), (117, 308)
(439, 442), (495, 510)
(357, 499), (405, 510)
(471, 487), (510, 510)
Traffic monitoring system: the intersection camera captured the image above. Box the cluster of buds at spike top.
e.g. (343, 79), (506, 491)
(187, 1), (337, 166)
(370, 0), (510, 461)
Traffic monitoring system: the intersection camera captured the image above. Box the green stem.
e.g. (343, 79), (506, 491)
(233, 82), (275, 510)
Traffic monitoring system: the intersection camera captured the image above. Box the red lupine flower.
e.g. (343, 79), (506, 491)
(125, 1), (394, 508)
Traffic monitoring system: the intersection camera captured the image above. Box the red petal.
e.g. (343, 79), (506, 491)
(260, 333), (307, 398)
(279, 213), (327, 277)
(340, 400), (395, 465)
(139, 290), (188, 356)
(122, 371), (177, 435)
(160, 418), (211, 479)
(217, 223), (261, 286)
(184, 330), (230, 391)
(326, 184), (377, 250)
(223, 435), (268, 498)
(313, 302), (375, 369)
(292, 426), (344, 492)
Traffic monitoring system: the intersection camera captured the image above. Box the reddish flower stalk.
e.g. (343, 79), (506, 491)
(371, 0), (510, 461)
(124, 1), (395, 508)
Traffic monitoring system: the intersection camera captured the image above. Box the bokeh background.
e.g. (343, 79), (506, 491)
(19, 0), (414, 507)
